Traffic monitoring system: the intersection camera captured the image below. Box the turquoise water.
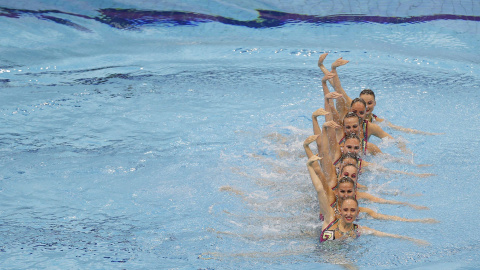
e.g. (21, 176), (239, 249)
(1, 0), (480, 269)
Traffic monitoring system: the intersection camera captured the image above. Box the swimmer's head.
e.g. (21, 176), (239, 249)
(350, 98), (367, 120)
(343, 133), (362, 155)
(335, 176), (356, 200)
(343, 112), (362, 136)
(360, 89), (376, 116)
(339, 152), (360, 167)
(338, 196), (359, 224)
(340, 163), (358, 182)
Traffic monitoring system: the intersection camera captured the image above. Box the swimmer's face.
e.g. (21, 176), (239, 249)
(339, 199), (359, 224)
(350, 102), (367, 120)
(360, 94), (376, 115)
(343, 117), (360, 136)
(343, 138), (361, 155)
(335, 182), (355, 199)
(341, 166), (358, 182)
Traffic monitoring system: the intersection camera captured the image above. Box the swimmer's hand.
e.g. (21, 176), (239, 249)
(303, 135), (319, 147)
(331, 57), (349, 68)
(416, 173), (436, 178)
(408, 204), (429, 210)
(411, 238), (430, 246)
(419, 218), (439, 224)
(312, 108), (329, 117)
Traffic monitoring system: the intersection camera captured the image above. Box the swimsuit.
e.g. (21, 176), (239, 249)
(320, 219), (359, 242)
(362, 120), (369, 151)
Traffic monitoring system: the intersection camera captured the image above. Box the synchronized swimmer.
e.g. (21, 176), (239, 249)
(305, 53), (438, 246)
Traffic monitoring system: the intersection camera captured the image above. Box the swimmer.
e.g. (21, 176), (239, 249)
(307, 155), (437, 225)
(360, 89), (443, 135)
(317, 71), (383, 156)
(307, 156), (430, 245)
(318, 121), (435, 177)
(319, 52), (440, 136)
(347, 98), (413, 155)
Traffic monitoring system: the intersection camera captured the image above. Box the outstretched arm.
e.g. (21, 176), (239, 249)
(360, 225), (430, 246)
(359, 207), (438, 224)
(365, 163), (435, 178)
(366, 141), (383, 155)
(367, 122), (412, 155)
(357, 192), (429, 210)
(383, 120), (445, 135)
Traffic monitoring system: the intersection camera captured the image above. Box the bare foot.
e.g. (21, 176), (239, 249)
(307, 155), (322, 166)
(312, 108), (329, 117)
(323, 120), (341, 129)
(331, 57), (349, 69)
(318, 52), (329, 68)
(303, 135), (319, 147)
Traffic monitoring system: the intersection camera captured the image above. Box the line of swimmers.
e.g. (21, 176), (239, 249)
(305, 53), (438, 245)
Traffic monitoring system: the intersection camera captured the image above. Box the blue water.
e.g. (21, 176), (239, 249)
(1, 0), (480, 269)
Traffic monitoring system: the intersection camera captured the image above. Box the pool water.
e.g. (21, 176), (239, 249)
(1, 0), (480, 269)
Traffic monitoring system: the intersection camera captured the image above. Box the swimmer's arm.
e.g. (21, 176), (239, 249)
(366, 122), (393, 140)
(365, 164), (435, 178)
(368, 123), (411, 154)
(357, 183), (368, 190)
(359, 207), (438, 224)
(359, 225), (430, 246)
(384, 120), (444, 135)
(366, 142), (382, 155)
(373, 116), (385, 122)
(307, 156), (336, 223)
(357, 192), (429, 210)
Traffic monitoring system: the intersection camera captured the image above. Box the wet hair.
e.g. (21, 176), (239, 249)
(338, 195), (359, 208)
(344, 133), (361, 143)
(343, 112), (362, 126)
(360, 89), (375, 99)
(350, 97), (367, 109)
(339, 152), (360, 164)
(336, 176), (356, 190)
(341, 163), (358, 173)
